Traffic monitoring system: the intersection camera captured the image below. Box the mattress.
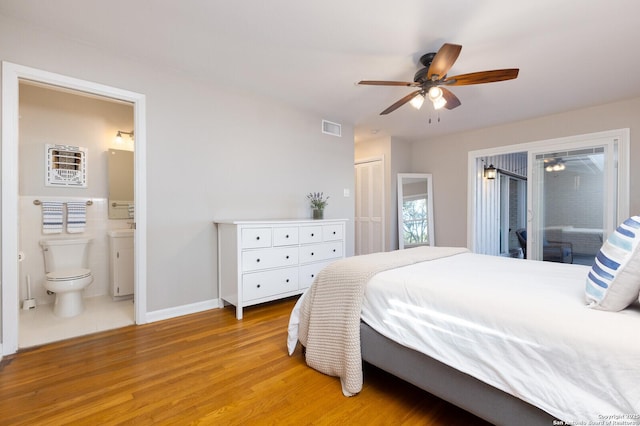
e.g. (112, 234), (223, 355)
(360, 252), (640, 423)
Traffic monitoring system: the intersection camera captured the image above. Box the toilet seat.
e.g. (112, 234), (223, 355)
(46, 268), (92, 281)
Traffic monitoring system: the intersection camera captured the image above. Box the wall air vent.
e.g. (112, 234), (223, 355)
(322, 120), (342, 137)
(45, 144), (88, 187)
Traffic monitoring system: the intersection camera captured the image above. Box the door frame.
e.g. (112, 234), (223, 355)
(1, 62), (148, 355)
(467, 128), (630, 253)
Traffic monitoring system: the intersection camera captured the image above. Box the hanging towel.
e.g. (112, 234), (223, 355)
(127, 203), (135, 219)
(66, 201), (86, 233)
(41, 201), (64, 234)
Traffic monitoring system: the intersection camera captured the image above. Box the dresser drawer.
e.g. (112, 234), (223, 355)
(299, 261), (333, 289)
(299, 241), (343, 264)
(243, 267), (299, 301)
(241, 228), (272, 248)
(273, 226), (299, 246)
(322, 224), (343, 241)
(241, 246), (299, 272)
(299, 225), (323, 244)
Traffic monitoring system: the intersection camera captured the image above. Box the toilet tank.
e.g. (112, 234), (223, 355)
(40, 238), (92, 272)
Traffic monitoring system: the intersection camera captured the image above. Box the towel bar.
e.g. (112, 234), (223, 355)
(33, 199), (93, 206)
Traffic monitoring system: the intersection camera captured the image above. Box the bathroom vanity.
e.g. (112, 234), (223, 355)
(215, 219), (347, 319)
(107, 229), (134, 299)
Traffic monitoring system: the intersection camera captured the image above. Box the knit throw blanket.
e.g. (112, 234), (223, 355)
(297, 246), (469, 396)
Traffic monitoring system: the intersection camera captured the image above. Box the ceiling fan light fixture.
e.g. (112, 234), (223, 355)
(409, 93), (425, 110)
(427, 86), (443, 101)
(432, 96), (447, 110)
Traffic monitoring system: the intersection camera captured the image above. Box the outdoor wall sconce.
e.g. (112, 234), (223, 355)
(484, 164), (497, 179)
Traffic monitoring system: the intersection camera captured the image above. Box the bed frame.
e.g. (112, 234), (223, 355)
(360, 322), (557, 426)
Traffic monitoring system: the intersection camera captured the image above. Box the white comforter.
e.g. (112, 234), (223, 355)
(360, 252), (640, 423)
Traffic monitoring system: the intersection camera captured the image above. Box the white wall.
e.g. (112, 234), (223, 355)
(0, 15), (355, 317)
(412, 97), (640, 247)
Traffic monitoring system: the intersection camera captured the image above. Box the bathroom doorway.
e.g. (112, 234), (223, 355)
(2, 62), (148, 355)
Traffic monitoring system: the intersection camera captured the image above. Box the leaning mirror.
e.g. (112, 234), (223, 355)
(397, 173), (435, 249)
(107, 149), (134, 219)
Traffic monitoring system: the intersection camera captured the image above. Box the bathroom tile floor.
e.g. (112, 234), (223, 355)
(19, 295), (134, 348)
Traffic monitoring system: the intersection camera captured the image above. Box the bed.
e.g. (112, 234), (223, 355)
(288, 242), (640, 425)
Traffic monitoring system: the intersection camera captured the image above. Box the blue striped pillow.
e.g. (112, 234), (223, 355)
(585, 216), (640, 311)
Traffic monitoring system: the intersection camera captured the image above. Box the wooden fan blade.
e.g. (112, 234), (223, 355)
(427, 43), (462, 80)
(358, 80), (418, 87)
(380, 90), (421, 115)
(444, 69), (519, 86)
(440, 87), (461, 110)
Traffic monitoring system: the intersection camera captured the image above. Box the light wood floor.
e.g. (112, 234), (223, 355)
(0, 297), (489, 425)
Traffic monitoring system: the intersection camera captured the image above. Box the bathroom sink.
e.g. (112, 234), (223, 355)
(107, 229), (134, 238)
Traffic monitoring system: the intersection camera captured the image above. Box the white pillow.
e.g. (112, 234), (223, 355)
(585, 216), (640, 311)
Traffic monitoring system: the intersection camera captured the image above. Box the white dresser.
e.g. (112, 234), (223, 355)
(215, 219), (347, 319)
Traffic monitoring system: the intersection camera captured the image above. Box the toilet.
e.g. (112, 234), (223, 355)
(40, 238), (94, 318)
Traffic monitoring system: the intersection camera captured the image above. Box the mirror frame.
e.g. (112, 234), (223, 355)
(397, 173), (435, 249)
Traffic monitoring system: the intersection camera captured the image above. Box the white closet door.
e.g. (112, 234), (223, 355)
(355, 160), (384, 255)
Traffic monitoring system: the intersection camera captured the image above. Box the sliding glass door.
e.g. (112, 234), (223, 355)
(529, 141), (616, 265)
(470, 129), (629, 262)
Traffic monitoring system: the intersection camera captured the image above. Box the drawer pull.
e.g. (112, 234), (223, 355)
(286, 255), (290, 259)
(333, 231), (336, 235)
(286, 234), (290, 238)
(256, 258), (261, 263)
(311, 274), (315, 278)
(286, 279), (290, 283)
(333, 249), (336, 252)
(257, 284), (261, 288)
(311, 252), (314, 256)
(256, 236), (260, 240)
(311, 233), (315, 237)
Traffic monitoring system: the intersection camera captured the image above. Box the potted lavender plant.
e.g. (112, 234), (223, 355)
(307, 192), (329, 219)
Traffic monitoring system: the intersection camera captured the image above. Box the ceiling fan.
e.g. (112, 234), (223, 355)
(358, 43), (519, 115)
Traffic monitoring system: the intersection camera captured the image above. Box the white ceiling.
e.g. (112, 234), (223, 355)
(3, 0), (640, 143)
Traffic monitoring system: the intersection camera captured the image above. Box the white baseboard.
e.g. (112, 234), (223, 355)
(145, 298), (223, 323)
